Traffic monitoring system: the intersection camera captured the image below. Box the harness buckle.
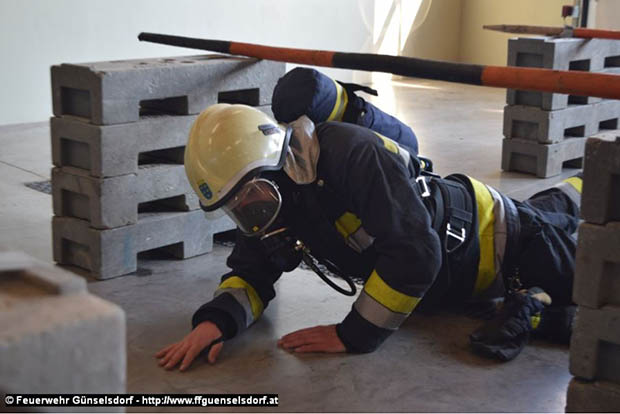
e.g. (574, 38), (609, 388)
(446, 223), (466, 253)
(416, 176), (431, 198)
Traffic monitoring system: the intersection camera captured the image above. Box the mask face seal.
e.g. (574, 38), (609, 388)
(222, 178), (282, 237)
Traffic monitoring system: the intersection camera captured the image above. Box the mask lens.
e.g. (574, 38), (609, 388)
(223, 178), (282, 236)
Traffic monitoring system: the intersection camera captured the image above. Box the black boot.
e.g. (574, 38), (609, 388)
(469, 288), (546, 362)
(532, 305), (577, 344)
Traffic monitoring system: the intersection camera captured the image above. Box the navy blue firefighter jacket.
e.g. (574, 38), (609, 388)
(192, 121), (443, 353)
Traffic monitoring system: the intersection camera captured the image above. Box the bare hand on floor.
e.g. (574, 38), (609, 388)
(155, 321), (223, 371)
(278, 324), (345, 353)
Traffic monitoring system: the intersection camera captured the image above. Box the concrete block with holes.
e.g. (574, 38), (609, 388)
(503, 100), (620, 144)
(51, 104), (274, 178)
(574, 222), (620, 308)
(506, 36), (620, 110)
(0, 251), (125, 410)
(569, 305), (620, 383)
(581, 137), (620, 224)
(566, 378), (620, 412)
(500, 136), (586, 178)
(52, 212), (234, 279)
(52, 165), (200, 229)
(51, 55), (285, 125)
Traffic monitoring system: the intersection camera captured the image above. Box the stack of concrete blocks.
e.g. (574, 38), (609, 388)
(50, 55), (285, 278)
(0, 251), (125, 412)
(566, 137), (620, 412)
(502, 37), (620, 177)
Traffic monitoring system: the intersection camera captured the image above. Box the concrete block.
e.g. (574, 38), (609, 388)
(581, 137), (620, 224)
(501, 137), (586, 178)
(574, 222), (620, 308)
(51, 55), (285, 125)
(0, 251), (125, 411)
(52, 165), (199, 229)
(506, 36), (620, 110)
(570, 305), (620, 382)
(503, 100), (620, 144)
(566, 378), (620, 413)
(51, 104), (274, 178)
(52, 211), (235, 279)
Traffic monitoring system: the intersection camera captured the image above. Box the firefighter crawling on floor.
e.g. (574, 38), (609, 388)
(156, 68), (580, 371)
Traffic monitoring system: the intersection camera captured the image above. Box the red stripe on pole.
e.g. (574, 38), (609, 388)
(482, 66), (620, 100)
(229, 42), (335, 67)
(574, 28), (620, 40)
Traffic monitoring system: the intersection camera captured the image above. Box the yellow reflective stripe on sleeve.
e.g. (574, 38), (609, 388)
(373, 132), (399, 154)
(363, 270), (420, 314)
(326, 80), (349, 121)
(373, 132), (411, 166)
(469, 177), (496, 297)
(218, 276), (264, 320)
(564, 176), (582, 194)
(531, 313), (541, 330)
(335, 211), (362, 239)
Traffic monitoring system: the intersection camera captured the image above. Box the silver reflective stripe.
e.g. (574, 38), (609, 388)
(354, 290), (409, 330)
(347, 226), (375, 253)
(214, 288), (253, 328)
(554, 181), (581, 208)
(483, 185), (508, 298)
(397, 145), (411, 168)
(486, 186), (507, 276)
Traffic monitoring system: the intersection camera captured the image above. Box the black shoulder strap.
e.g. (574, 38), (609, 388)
(337, 81), (378, 96)
(437, 176), (474, 254)
(412, 173), (475, 255)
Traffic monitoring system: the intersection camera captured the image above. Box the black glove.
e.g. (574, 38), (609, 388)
(469, 291), (545, 362)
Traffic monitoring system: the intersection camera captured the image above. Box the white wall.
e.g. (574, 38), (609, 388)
(402, 0), (620, 66)
(401, 0), (463, 63)
(0, 0), (375, 125)
(457, 0), (568, 66)
(591, 0), (620, 29)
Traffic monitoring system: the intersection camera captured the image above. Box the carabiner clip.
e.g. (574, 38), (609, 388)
(416, 176), (431, 198)
(446, 223), (466, 253)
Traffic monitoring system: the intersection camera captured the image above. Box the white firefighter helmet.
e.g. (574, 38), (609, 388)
(184, 104), (291, 235)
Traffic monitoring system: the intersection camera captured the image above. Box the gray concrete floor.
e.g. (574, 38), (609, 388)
(0, 78), (581, 412)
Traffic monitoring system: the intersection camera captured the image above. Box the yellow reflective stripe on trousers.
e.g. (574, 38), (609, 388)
(218, 276), (264, 321)
(554, 176), (582, 207)
(363, 270), (420, 314)
(335, 212), (362, 239)
(326, 80), (349, 121)
(564, 176), (582, 193)
(469, 177), (496, 297)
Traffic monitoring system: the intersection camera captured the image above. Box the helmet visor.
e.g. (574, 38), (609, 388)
(222, 178), (282, 236)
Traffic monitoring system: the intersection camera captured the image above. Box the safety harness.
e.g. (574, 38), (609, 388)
(416, 173), (475, 256)
(414, 170), (522, 307)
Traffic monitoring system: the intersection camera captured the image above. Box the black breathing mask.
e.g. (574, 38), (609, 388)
(226, 175), (358, 296)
